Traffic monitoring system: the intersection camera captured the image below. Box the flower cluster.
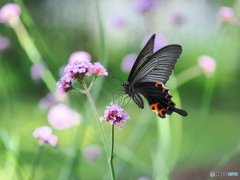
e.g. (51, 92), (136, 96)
(33, 126), (58, 147)
(57, 51), (108, 94)
(100, 102), (130, 130)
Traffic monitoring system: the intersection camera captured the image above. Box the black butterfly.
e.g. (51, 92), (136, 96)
(121, 34), (188, 118)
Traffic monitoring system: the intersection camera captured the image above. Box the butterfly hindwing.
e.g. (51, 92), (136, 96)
(134, 82), (187, 118)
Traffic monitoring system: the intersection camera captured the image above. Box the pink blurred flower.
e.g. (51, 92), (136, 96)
(219, 6), (235, 23)
(142, 34), (168, 53)
(83, 144), (102, 163)
(100, 102), (130, 130)
(48, 104), (81, 130)
(0, 3), (21, 23)
(121, 53), (137, 73)
(33, 126), (58, 146)
(198, 55), (216, 74)
(0, 35), (10, 50)
(89, 62), (108, 76)
(68, 51), (91, 63)
(112, 16), (127, 28)
(134, 0), (158, 13)
(38, 93), (57, 110)
(56, 76), (72, 94)
(30, 62), (45, 81)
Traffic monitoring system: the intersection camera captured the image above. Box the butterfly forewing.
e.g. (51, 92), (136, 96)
(128, 34), (155, 82)
(132, 45), (182, 84)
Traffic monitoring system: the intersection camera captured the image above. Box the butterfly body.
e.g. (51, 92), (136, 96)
(121, 34), (188, 118)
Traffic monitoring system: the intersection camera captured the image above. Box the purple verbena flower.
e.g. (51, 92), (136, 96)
(0, 3), (21, 23)
(56, 76), (72, 94)
(33, 126), (58, 147)
(100, 102), (130, 130)
(64, 60), (92, 79)
(89, 62), (108, 77)
(57, 51), (108, 94)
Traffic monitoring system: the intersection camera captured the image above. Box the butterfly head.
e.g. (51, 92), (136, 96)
(121, 82), (131, 94)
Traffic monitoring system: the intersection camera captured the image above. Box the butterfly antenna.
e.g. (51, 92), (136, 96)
(108, 67), (123, 82)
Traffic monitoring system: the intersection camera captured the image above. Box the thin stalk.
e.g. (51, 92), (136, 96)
(109, 125), (116, 180)
(30, 146), (44, 180)
(81, 80), (115, 179)
(8, 18), (56, 93)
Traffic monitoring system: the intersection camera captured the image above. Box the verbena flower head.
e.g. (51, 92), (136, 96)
(33, 126), (58, 147)
(56, 76), (72, 94)
(0, 3), (21, 23)
(48, 103), (81, 130)
(68, 51), (91, 63)
(100, 102), (130, 130)
(121, 53), (137, 73)
(89, 62), (108, 77)
(219, 6), (235, 23)
(198, 55), (216, 75)
(57, 51), (108, 94)
(64, 60), (92, 80)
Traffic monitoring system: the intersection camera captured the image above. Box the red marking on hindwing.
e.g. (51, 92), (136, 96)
(150, 103), (166, 116)
(155, 83), (163, 87)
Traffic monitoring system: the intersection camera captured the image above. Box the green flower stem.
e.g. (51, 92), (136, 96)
(8, 18), (56, 93)
(30, 145), (44, 180)
(81, 80), (115, 180)
(175, 66), (202, 88)
(88, 77), (97, 91)
(110, 125), (116, 180)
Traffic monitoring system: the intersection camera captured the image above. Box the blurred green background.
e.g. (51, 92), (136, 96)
(0, 0), (240, 180)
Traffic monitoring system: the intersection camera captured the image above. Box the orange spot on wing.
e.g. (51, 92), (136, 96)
(150, 103), (166, 116)
(155, 83), (163, 87)
(162, 88), (168, 92)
